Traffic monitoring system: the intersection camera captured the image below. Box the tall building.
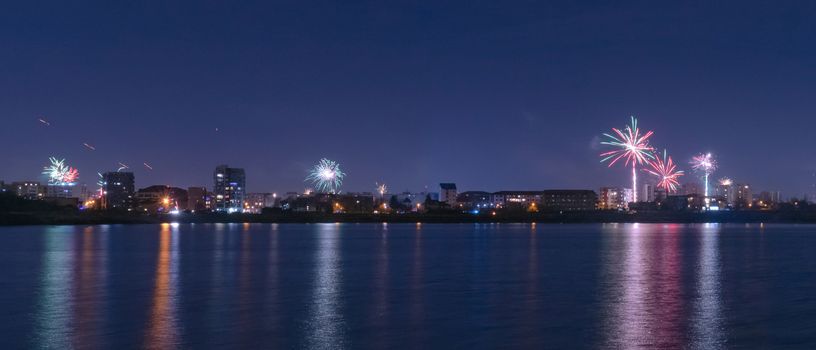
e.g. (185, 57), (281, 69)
(735, 183), (752, 209)
(599, 187), (632, 210)
(715, 180), (736, 206)
(439, 183), (457, 207)
(103, 172), (135, 210)
(214, 165), (246, 213)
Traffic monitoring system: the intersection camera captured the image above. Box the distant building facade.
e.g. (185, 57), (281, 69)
(456, 191), (493, 209)
(244, 193), (278, 213)
(12, 181), (44, 200)
(639, 183), (655, 203)
(540, 190), (597, 211)
(735, 183), (752, 209)
(440, 183), (457, 207)
(103, 172), (135, 210)
(214, 165), (246, 213)
(599, 187), (632, 210)
(45, 183), (89, 201)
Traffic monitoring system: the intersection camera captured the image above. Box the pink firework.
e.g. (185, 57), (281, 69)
(691, 152), (717, 197)
(62, 167), (79, 183)
(645, 149), (684, 193)
(600, 116), (655, 202)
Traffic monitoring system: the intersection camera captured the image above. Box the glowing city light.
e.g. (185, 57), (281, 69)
(42, 157), (79, 185)
(691, 153), (717, 197)
(644, 149), (684, 193)
(600, 116), (655, 202)
(305, 158), (345, 193)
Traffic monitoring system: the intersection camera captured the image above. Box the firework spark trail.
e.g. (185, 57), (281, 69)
(644, 149), (684, 193)
(143, 162), (153, 170)
(305, 158), (345, 194)
(83, 142), (96, 151)
(38, 118), (51, 126)
(691, 153), (717, 197)
(599, 116), (655, 202)
(118, 162), (130, 172)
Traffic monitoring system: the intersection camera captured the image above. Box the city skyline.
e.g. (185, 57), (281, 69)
(2, 1), (815, 196)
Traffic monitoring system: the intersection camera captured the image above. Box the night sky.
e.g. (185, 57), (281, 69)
(2, 1), (815, 197)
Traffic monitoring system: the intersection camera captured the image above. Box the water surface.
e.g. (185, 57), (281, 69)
(1, 223), (815, 349)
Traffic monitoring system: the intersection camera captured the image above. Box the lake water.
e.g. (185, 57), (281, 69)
(1, 223), (815, 349)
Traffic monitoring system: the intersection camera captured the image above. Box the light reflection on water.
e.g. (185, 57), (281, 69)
(10, 223), (816, 348)
(692, 224), (725, 349)
(308, 224), (345, 349)
(144, 223), (180, 349)
(602, 223), (723, 349)
(36, 226), (75, 349)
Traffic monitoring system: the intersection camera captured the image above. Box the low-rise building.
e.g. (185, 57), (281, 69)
(599, 187), (632, 210)
(541, 190), (597, 211)
(456, 191), (493, 210)
(12, 181), (45, 200)
(244, 193), (278, 213)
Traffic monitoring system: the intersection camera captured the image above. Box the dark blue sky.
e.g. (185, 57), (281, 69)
(2, 1), (815, 197)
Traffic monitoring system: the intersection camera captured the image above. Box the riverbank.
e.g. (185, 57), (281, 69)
(3, 210), (816, 226)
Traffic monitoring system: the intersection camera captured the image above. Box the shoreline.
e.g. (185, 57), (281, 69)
(3, 210), (816, 226)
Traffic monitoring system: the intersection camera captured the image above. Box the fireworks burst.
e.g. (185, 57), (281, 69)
(691, 153), (717, 174)
(600, 116), (655, 202)
(691, 153), (717, 197)
(305, 158), (345, 193)
(644, 149), (684, 193)
(719, 177), (733, 187)
(376, 182), (387, 197)
(42, 157), (79, 185)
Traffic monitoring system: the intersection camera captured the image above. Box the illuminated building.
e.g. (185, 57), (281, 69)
(715, 181), (736, 206)
(491, 191), (545, 207)
(599, 187), (632, 210)
(244, 193), (278, 213)
(214, 165), (245, 213)
(103, 172), (135, 210)
(12, 181), (45, 200)
(45, 183), (89, 201)
(735, 184), (752, 209)
(456, 191), (493, 209)
(439, 183), (457, 207)
(541, 190), (597, 211)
